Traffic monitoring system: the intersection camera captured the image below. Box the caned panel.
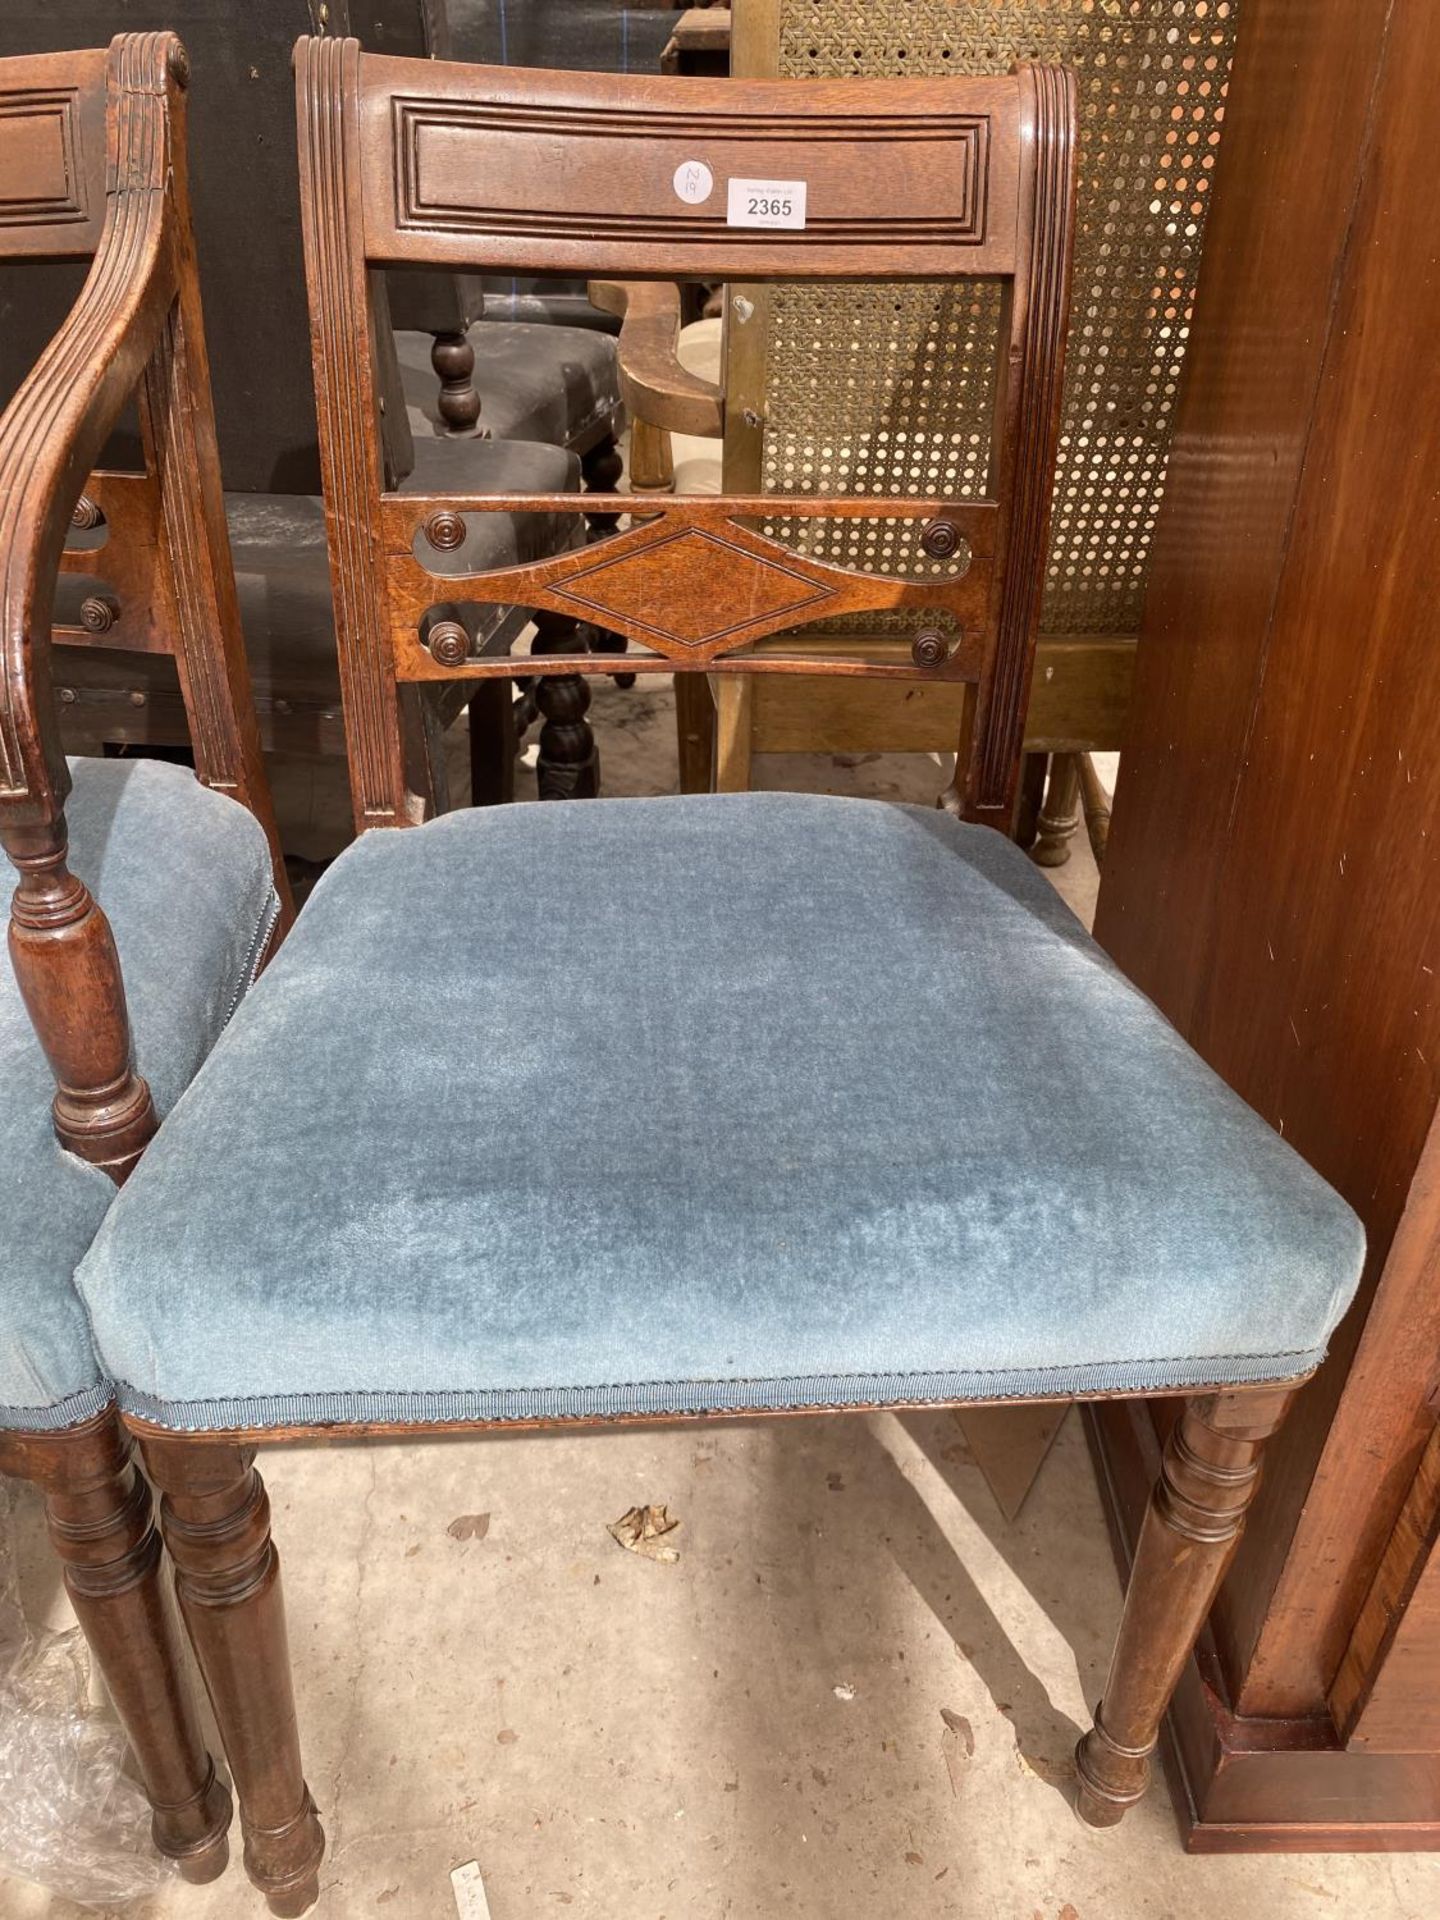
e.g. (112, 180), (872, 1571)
(755, 0), (1238, 635)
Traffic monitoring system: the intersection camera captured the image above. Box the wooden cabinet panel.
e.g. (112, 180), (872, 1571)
(1334, 1426), (1440, 1751)
(1093, 0), (1440, 1836)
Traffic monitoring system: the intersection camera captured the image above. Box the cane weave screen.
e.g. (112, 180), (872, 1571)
(748, 0), (1238, 637)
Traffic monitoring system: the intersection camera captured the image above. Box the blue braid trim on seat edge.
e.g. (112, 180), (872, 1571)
(116, 1345), (1327, 1434)
(0, 1382), (116, 1433)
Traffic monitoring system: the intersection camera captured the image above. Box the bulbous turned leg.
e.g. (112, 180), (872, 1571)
(19, 1410), (232, 1880)
(580, 436), (632, 686)
(1074, 1385), (1297, 1828)
(430, 329), (482, 435)
(4, 819), (156, 1181)
(1031, 753), (1082, 869)
(531, 609), (599, 800)
(142, 1437), (323, 1917)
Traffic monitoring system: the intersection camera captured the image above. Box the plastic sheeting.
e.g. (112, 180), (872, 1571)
(0, 1479), (173, 1909)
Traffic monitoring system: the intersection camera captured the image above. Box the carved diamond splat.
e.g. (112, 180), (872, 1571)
(552, 527), (835, 650)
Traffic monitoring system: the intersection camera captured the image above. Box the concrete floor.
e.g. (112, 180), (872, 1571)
(4, 689), (1437, 1917)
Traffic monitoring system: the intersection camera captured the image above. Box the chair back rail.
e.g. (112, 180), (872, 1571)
(296, 40), (1075, 832)
(0, 34), (287, 1181)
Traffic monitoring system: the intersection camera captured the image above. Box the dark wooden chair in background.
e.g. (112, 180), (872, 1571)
(68, 48), (1366, 1916)
(0, 32), (311, 1886)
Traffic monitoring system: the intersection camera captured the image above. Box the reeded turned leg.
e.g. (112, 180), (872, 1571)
(142, 1437), (323, 1916)
(531, 609), (599, 800)
(1074, 1385), (1296, 1827)
(17, 1410), (232, 1879)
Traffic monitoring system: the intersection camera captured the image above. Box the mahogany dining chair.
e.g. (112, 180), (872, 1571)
(72, 46), (1365, 1914)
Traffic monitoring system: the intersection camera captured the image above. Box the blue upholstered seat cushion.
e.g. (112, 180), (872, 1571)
(1, 757), (279, 1429)
(78, 794), (1365, 1432)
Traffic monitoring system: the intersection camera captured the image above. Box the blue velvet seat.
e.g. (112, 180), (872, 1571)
(76, 793), (1365, 1432)
(1, 757), (279, 1432)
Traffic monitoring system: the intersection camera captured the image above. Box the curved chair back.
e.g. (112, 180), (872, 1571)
(295, 42), (1077, 833)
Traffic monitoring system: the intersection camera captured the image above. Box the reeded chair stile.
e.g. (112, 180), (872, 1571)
(71, 44), (1366, 1913)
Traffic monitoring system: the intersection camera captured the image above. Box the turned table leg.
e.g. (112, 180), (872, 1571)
(15, 1410), (232, 1879)
(142, 1437), (323, 1916)
(1031, 752), (1082, 869)
(1075, 1385), (1297, 1827)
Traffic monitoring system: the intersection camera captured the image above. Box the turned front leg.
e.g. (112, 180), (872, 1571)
(1075, 1385), (1297, 1827)
(22, 1410), (231, 1879)
(4, 819), (156, 1180)
(142, 1437), (324, 1917)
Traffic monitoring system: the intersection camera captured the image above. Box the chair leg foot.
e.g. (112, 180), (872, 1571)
(10, 1409), (234, 1876)
(265, 1864), (323, 1918)
(1073, 1709), (1151, 1827)
(175, 1820), (234, 1884)
(141, 1436), (324, 1912)
(249, 1796), (323, 1915)
(1074, 1384), (1299, 1828)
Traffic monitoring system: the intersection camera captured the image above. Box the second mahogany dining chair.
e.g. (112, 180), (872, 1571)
(73, 46), (1366, 1914)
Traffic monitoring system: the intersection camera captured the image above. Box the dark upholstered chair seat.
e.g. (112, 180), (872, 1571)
(78, 794), (1364, 1433)
(222, 436), (581, 681)
(397, 323), (620, 449)
(1, 758), (279, 1430)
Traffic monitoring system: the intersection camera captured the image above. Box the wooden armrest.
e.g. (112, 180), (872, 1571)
(588, 280), (724, 440)
(0, 45), (178, 818)
(0, 36), (192, 1182)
